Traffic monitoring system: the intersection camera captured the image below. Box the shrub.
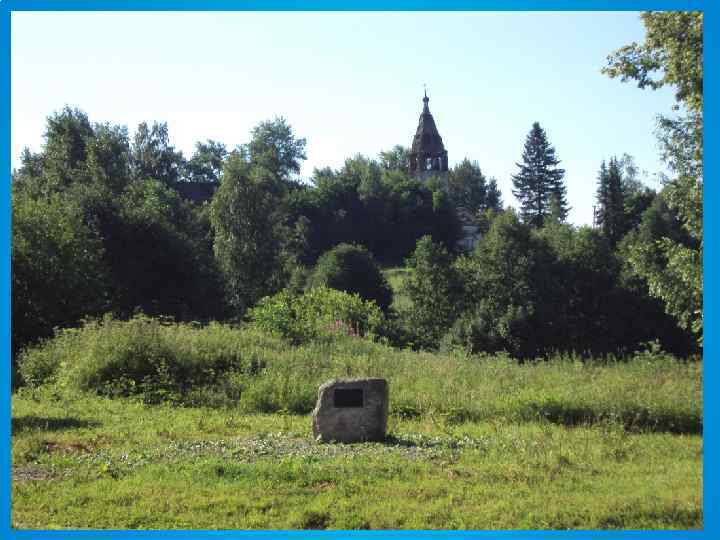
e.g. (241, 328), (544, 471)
(249, 286), (386, 344)
(307, 244), (393, 311)
(19, 314), (253, 405)
(12, 190), (110, 359)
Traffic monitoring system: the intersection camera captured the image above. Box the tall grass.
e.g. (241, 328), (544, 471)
(18, 315), (702, 433)
(383, 267), (413, 312)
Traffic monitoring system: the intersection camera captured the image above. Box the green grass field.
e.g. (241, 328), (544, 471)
(11, 319), (703, 529)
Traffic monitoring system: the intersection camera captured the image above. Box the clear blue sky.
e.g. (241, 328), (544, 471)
(11, 11), (677, 225)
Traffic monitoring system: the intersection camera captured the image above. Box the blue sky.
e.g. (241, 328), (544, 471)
(11, 11), (677, 225)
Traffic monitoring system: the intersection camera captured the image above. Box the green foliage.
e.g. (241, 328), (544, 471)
(453, 211), (559, 357)
(293, 156), (461, 264)
(378, 145), (409, 171)
(604, 11), (703, 344)
(12, 108), (227, 365)
(39, 106), (95, 190)
(426, 211), (693, 357)
(595, 158), (625, 246)
(131, 121), (185, 185)
(603, 11), (702, 114)
(19, 315), (252, 403)
(17, 316), (701, 434)
(106, 178), (226, 320)
(14, 107), (132, 198)
(623, 214), (701, 340)
(448, 158), (503, 222)
(308, 243), (392, 311)
(383, 267), (413, 312)
(511, 122), (568, 227)
(249, 286), (385, 344)
(12, 190), (109, 358)
(619, 155), (656, 234)
(185, 140), (227, 183)
(401, 236), (464, 349)
(247, 116), (307, 181)
(210, 155), (284, 316)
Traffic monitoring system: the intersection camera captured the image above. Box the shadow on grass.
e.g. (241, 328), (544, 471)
(12, 415), (101, 433)
(518, 401), (702, 435)
(597, 506), (702, 529)
(383, 434), (423, 447)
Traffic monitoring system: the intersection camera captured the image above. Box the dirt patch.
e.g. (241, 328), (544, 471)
(45, 441), (90, 454)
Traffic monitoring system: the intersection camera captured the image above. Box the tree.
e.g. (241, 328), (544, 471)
(131, 121), (185, 185)
(538, 221), (693, 356)
(42, 106), (95, 185)
(101, 179), (227, 321)
(485, 178), (503, 213)
(14, 108), (133, 198)
(452, 210), (560, 357)
(12, 189), (110, 356)
(617, 153), (656, 234)
(14, 107), (96, 195)
(185, 140), (228, 183)
(595, 158), (625, 246)
(379, 145), (409, 171)
(616, 197), (696, 355)
(401, 236), (464, 349)
(247, 116), (307, 182)
(511, 122), (568, 227)
(603, 11), (703, 343)
(603, 12), (702, 114)
(448, 159), (503, 223)
(308, 243), (393, 312)
(293, 154), (460, 265)
(210, 155), (283, 316)
(84, 122), (133, 194)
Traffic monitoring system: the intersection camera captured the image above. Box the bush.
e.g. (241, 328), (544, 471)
(249, 286), (386, 344)
(19, 314), (252, 405)
(307, 244), (392, 311)
(12, 190), (110, 358)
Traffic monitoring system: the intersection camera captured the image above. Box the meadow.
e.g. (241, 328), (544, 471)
(11, 317), (702, 529)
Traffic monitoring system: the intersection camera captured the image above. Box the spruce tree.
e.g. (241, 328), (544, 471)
(595, 157), (625, 246)
(511, 122), (568, 227)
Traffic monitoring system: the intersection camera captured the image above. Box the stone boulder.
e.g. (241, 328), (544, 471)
(311, 378), (389, 443)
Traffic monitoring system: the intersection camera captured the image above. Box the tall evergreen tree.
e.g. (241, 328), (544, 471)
(595, 157), (625, 246)
(511, 122), (568, 227)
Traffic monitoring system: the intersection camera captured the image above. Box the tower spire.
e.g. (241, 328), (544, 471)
(409, 88), (447, 177)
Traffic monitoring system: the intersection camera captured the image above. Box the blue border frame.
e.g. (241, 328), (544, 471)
(1, 2), (711, 538)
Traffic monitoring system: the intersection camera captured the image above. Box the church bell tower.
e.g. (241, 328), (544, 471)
(408, 90), (448, 178)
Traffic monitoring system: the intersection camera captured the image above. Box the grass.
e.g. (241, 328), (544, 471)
(11, 317), (703, 529)
(383, 267), (413, 312)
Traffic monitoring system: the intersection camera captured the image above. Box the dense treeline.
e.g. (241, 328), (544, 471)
(11, 112), (472, 356)
(12, 11), (702, 379)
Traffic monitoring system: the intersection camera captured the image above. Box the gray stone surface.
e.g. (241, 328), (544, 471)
(312, 378), (389, 443)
